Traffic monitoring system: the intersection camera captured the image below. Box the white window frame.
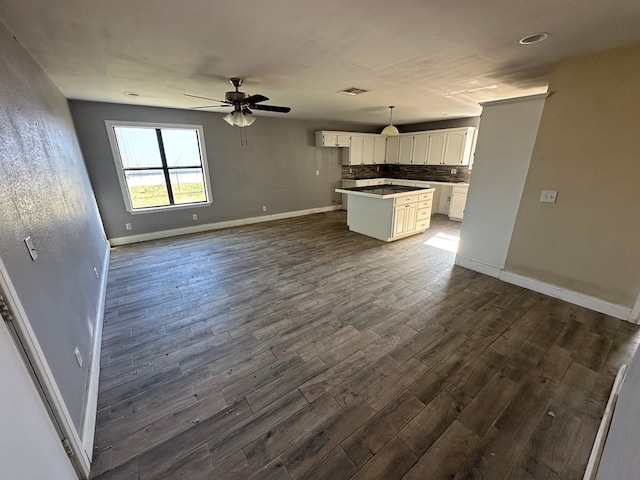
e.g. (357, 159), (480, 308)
(105, 120), (213, 214)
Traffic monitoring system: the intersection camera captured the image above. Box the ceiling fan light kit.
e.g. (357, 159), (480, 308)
(381, 106), (400, 136)
(186, 77), (291, 128)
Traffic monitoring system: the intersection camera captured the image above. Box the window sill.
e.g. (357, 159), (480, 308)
(127, 201), (213, 215)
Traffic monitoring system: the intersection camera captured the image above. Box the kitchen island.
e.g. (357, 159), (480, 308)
(335, 185), (435, 242)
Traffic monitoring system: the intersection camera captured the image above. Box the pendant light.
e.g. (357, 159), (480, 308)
(380, 105), (400, 136)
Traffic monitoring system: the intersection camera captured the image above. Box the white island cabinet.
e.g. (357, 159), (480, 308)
(335, 186), (434, 242)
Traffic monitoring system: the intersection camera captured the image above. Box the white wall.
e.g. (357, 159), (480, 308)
(0, 322), (77, 479)
(455, 94), (547, 275)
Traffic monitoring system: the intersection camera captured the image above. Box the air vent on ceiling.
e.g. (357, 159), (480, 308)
(337, 87), (369, 96)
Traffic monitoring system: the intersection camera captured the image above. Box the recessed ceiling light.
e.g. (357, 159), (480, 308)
(337, 87), (369, 96)
(124, 91), (141, 97)
(519, 33), (549, 45)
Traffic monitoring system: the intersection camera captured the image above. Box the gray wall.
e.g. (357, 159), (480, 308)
(0, 22), (108, 429)
(69, 101), (380, 239)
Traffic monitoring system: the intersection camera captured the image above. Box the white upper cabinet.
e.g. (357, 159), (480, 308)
(425, 127), (476, 165)
(426, 131), (447, 165)
(411, 133), (429, 165)
(319, 127), (476, 166)
(362, 136), (375, 164)
(398, 136), (414, 164)
(341, 134), (386, 165)
(346, 135), (364, 165)
(386, 136), (400, 164)
(374, 136), (386, 164)
(315, 131), (351, 147)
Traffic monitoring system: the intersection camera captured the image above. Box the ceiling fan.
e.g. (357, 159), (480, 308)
(185, 78), (291, 127)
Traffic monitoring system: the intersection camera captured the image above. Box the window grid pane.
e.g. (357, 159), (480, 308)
(169, 168), (207, 204)
(124, 170), (170, 209)
(114, 127), (163, 168)
(161, 129), (203, 168)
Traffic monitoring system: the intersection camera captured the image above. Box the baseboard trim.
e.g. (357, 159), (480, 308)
(454, 255), (634, 323)
(109, 205), (342, 246)
(629, 292), (640, 324)
(454, 256), (501, 278)
(498, 271), (632, 322)
(80, 240), (110, 459)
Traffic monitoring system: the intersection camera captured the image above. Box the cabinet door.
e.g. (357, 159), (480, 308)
(337, 134), (351, 147)
(412, 134), (429, 165)
(442, 130), (467, 165)
(393, 204), (407, 236)
(362, 136), (375, 164)
(427, 132), (446, 164)
(349, 135), (364, 165)
(322, 133), (338, 146)
(373, 136), (386, 164)
(398, 136), (413, 164)
(405, 202), (418, 233)
(386, 136), (400, 164)
(449, 192), (467, 220)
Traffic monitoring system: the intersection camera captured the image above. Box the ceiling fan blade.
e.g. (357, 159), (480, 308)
(244, 94), (269, 104)
(184, 93), (228, 103)
(252, 104), (291, 113)
(189, 104), (232, 110)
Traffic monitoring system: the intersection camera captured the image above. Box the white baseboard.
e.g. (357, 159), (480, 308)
(109, 205), (342, 246)
(454, 256), (501, 278)
(454, 255), (635, 323)
(498, 271), (632, 322)
(80, 240), (110, 460)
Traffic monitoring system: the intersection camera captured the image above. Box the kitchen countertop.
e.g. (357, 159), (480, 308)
(341, 177), (469, 187)
(335, 184), (435, 199)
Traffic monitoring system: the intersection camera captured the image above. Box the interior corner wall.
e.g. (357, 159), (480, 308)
(0, 17), (108, 435)
(68, 100), (379, 240)
(504, 43), (640, 307)
(456, 95), (546, 272)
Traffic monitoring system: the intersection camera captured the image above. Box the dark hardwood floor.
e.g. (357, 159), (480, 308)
(91, 211), (640, 480)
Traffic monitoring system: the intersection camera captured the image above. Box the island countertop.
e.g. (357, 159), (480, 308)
(335, 184), (435, 200)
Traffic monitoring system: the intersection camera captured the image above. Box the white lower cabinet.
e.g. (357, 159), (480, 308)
(448, 185), (468, 221)
(393, 201), (417, 236)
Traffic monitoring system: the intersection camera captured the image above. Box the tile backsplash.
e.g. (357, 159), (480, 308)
(341, 164), (471, 183)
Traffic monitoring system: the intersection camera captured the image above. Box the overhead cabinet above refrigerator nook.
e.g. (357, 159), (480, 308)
(315, 127), (477, 166)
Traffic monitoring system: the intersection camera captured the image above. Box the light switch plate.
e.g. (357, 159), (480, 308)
(24, 236), (38, 261)
(540, 190), (558, 203)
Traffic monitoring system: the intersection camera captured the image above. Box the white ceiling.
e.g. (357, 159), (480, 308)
(2, 0), (640, 126)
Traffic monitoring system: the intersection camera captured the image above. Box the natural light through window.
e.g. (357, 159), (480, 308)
(425, 232), (460, 252)
(106, 121), (211, 213)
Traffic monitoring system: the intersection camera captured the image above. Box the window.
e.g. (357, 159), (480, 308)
(105, 121), (212, 213)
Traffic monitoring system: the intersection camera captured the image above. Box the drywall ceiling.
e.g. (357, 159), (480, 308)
(1, 0), (640, 126)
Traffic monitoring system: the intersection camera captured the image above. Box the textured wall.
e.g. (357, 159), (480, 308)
(69, 100), (380, 239)
(505, 44), (640, 306)
(0, 22), (108, 429)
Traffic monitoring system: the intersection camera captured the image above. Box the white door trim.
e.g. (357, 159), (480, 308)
(0, 256), (90, 478)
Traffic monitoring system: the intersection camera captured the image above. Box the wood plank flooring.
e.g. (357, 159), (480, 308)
(91, 212), (640, 480)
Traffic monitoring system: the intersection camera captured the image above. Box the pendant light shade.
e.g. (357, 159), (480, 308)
(381, 106), (400, 136)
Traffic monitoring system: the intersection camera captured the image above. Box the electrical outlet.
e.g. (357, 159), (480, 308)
(262, 205), (267, 212)
(74, 347), (83, 368)
(125, 223), (132, 230)
(315, 170), (320, 176)
(192, 214), (198, 221)
(540, 190), (558, 203)
(450, 168), (457, 174)
(93, 267), (99, 279)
